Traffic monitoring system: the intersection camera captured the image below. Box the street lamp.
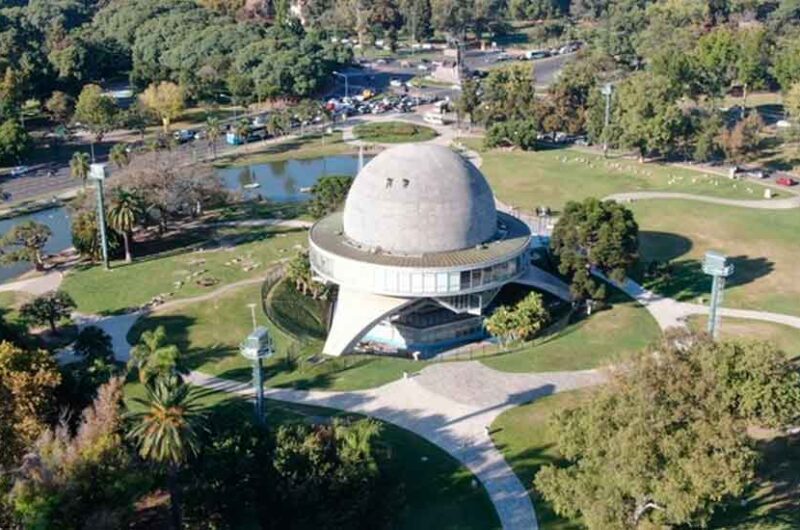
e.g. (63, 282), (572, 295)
(89, 163), (110, 270)
(601, 83), (614, 158)
(702, 251), (734, 340)
(332, 71), (349, 98)
(239, 303), (274, 425)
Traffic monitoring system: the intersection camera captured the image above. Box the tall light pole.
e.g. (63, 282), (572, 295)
(702, 250), (734, 340)
(239, 303), (274, 425)
(601, 83), (613, 158)
(332, 71), (349, 98)
(89, 163), (110, 270)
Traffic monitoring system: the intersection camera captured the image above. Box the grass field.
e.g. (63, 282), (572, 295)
(492, 388), (800, 530)
(62, 225), (307, 314)
(124, 383), (500, 530)
(482, 289), (660, 373)
(216, 132), (358, 167)
(127, 281), (422, 391)
(687, 316), (800, 360)
(631, 200), (800, 316)
(353, 121), (438, 143)
(471, 144), (781, 211)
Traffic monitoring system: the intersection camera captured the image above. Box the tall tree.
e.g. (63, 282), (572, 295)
(107, 188), (143, 263)
(19, 290), (76, 333)
(399, 0), (433, 42)
(139, 81), (185, 134)
(127, 377), (205, 530)
(205, 116), (221, 159)
(0, 220), (52, 271)
(73, 84), (118, 158)
(535, 332), (800, 529)
(486, 292), (549, 345)
(550, 198), (639, 302)
(70, 151), (90, 186)
(128, 326), (183, 385)
(44, 90), (75, 125)
(0, 118), (31, 164)
(0, 341), (61, 469)
(308, 175), (353, 219)
(109, 143), (130, 169)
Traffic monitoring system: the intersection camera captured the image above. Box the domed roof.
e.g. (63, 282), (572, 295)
(342, 144), (498, 254)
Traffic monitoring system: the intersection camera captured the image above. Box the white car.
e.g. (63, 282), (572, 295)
(389, 78), (403, 88)
(10, 166), (29, 177)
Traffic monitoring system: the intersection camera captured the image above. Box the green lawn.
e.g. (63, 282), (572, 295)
(62, 225), (307, 314)
(631, 200), (800, 316)
(353, 121), (438, 143)
(215, 131), (357, 167)
(127, 281), (423, 391)
(482, 289), (660, 373)
(472, 144), (781, 211)
(687, 316), (800, 360)
(0, 290), (31, 322)
(492, 389), (800, 530)
(124, 383), (500, 530)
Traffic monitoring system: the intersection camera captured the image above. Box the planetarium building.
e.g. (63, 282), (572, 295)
(309, 144), (531, 357)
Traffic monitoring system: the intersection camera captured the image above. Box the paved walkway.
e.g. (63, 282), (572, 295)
(606, 191), (800, 210)
(0, 270), (63, 295)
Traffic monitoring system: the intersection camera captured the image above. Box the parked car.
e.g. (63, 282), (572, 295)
(10, 166), (29, 177)
(173, 129), (194, 143)
(389, 78), (403, 88)
(776, 176), (797, 186)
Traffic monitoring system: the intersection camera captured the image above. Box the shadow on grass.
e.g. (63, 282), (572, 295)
(638, 230), (693, 262)
(644, 255), (775, 301)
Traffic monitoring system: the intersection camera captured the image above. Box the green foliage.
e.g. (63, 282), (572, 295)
(0, 220), (52, 271)
(534, 331), (800, 529)
(485, 119), (539, 150)
(73, 84), (118, 142)
(550, 198), (639, 301)
(19, 290), (76, 333)
(139, 81), (185, 133)
(69, 151), (90, 184)
(352, 121), (437, 143)
(485, 291), (550, 345)
(308, 174), (352, 219)
(10, 378), (149, 530)
(771, 34), (800, 91)
(477, 63), (537, 126)
(692, 111), (725, 162)
(0, 118), (31, 164)
(719, 112), (764, 163)
(785, 81), (800, 121)
(128, 326), (184, 385)
(107, 188), (143, 263)
(44, 91), (75, 125)
(73, 325), (113, 363)
(109, 143), (130, 169)
(0, 341), (61, 469)
(286, 249), (330, 300)
(70, 209), (120, 262)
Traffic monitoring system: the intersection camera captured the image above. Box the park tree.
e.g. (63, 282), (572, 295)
(692, 111), (725, 162)
(139, 81), (186, 134)
(109, 143), (130, 169)
(127, 376), (205, 530)
(734, 27), (769, 113)
(73, 325), (114, 364)
(286, 249), (329, 300)
(399, 0), (433, 42)
(128, 326), (183, 385)
(0, 341), (61, 469)
(107, 188), (143, 263)
(308, 175), (353, 219)
(771, 34), (800, 91)
(45, 90), (75, 125)
(70, 151), (90, 185)
(10, 377), (147, 530)
(0, 220), (52, 271)
(70, 209), (119, 262)
(613, 71), (688, 159)
(550, 198), (639, 303)
(535, 332), (800, 529)
(485, 119), (539, 150)
(785, 81), (800, 122)
(371, 0), (403, 51)
(478, 63), (537, 125)
(0, 118), (31, 164)
(205, 116), (222, 159)
(719, 112), (763, 163)
(692, 26), (739, 98)
(73, 84), (118, 155)
(431, 0), (475, 39)
(20, 290), (76, 333)
(457, 77), (481, 128)
(486, 292), (549, 345)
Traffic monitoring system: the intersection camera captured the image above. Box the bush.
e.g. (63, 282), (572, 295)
(485, 120), (539, 150)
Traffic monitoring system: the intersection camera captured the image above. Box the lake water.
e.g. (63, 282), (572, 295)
(0, 155), (366, 285)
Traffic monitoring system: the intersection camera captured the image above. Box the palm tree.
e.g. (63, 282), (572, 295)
(128, 326), (183, 384)
(205, 117), (221, 159)
(127, 377), (205, 530)
(70, 151), (90, 186)
(107, 188), (143, 263)
(109, 143), (130, 169)
(235, 118), (250, 145)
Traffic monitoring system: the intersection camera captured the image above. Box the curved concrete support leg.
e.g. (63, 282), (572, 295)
(323, 287), (414, 356)
(514, 265), (573, 302)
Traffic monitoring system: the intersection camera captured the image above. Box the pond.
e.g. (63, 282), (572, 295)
(216, 154), (366, 202)
(0, 155), (367, 285)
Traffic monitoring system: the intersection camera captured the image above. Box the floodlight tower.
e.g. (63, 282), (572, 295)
(89, 163), (110, 270)
(239, 303), (274, 425)
(601, 83), (614, 158)
(702, 251), (734, 340)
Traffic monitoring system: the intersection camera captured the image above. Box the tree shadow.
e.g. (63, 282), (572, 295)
(638, 230), (693, 262)
(644, 255), (774, 302)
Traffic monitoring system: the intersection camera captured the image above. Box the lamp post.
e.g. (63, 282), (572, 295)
(601, 83), (613, 158)
(89, 163), (110, 270)
(239, 303), (274, 425)
(332, 71), (349, 98)
(702, 250), (734, 340)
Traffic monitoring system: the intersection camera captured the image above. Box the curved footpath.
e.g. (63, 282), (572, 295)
(605, 191), (800, 210)
(6, 120), (800, 529)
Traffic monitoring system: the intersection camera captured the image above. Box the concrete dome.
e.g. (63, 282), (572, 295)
(343, 144), (497, 254)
